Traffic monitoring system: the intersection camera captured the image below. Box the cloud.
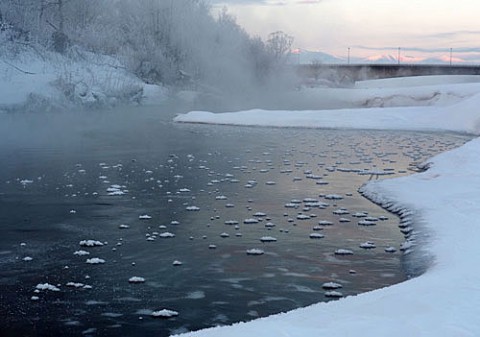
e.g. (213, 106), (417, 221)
(426, 30), (480, 40)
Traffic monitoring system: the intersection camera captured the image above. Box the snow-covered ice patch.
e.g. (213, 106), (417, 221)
(151, 309), (179, 318)
(86, 258), (105, 264)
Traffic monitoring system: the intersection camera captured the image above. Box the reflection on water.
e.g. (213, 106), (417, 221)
(0, 107), (472, 336)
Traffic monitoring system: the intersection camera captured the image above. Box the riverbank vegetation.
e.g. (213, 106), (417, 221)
(0, 0), (295, 109)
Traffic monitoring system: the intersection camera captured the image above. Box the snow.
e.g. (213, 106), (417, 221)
(128, 276), (146, 284)
(174, 75), (480, 135)
(0, 48), (168, 111)
(151, 309), (179, 318)
(172, 75), (480, 337)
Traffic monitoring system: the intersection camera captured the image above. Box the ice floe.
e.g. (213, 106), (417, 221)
(128, 276), (146, 284)
(151, 309), (179, 318)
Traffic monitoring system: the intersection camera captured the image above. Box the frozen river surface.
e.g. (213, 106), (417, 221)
(0, 107), (471, 336)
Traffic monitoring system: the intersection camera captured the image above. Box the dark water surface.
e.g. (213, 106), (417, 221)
(0, 107), (472, 336)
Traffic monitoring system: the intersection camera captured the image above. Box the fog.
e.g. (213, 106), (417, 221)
(0, 0), (315, 112)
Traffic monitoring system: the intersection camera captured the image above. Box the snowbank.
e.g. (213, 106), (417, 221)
(0, 48), (168, 111)
(175, 76), (480, 135)
(174, 76), (480, 337)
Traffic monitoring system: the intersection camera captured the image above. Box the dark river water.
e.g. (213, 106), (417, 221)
(0, 106), (472, 337)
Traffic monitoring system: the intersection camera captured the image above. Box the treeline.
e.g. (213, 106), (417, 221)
(0, 0), (294, 97)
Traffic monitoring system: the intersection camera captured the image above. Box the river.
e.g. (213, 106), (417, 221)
(0, 106), (471, 336)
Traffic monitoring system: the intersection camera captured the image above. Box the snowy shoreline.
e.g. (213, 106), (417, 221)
(173, 76), (480, 337)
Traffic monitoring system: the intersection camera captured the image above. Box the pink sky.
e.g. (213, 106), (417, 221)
(211, 0), (480, 63)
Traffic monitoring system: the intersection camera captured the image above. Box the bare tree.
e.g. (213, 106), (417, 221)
(266, 31), (293, 62)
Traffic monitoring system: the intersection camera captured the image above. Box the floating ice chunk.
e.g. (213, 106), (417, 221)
(254, 212), (267, 217)
(119, 224), (130, 229)
(179, 188), (191, 193)
(23, 256), (33, 261)
(339, 218), (351, 223)
(334, 249), (354, 255)
(246, 248), (264, 255)
(352, 212), (368, 218)
(265, 181), (276, 185)
(358, 220), (376, 226)
(107, 190), (125, 196)
(20, 179), (34, 187)
(312, 225), (324, 231)
(333, 209), (349, 215)
(225, 203), (235, 208)
(296, 214), (310, 220)
(318, 220), (334, 226)
(215, 195), (227, 200)
(322, 282), (343, 289)
(243, 218), (259, 224)
(151, 309), (179, 318)
(265, 222), (276, 228)
(66, 282), (85, 288)
(309, 233), (325, 239)
(385, 246), (397, 253)
(325, 290), (343, 298)
(360, 241), (376, 249)
(208, 244), (217, 249)
(170, 221), (180, 225)
(186, 206), (200, 211)
(364, 216), (379, 222)
(260, 236), (277, 242)
(159, 232), (175, 238)
(139, 215), (152, 220)
(285, 203), (298, 208)
(31, 296), (40, 301)
(128, 276), (145, 283)
(74, 250), (90, 256)
(225, 220), (239, 225)
(86, 258), (105, 264)
(79, 240), (104, 247)
(36, 283), (60, 292)
(220, 233), (230, 238)
(172, 260), (183, 266)
(324, 194), (343, 200)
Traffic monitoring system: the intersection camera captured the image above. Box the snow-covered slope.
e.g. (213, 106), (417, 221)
(0, 48), (168, 111)
(173, 76), (480, 337)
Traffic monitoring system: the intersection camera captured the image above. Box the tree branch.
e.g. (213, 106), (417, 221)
(1, 60), (36, 75)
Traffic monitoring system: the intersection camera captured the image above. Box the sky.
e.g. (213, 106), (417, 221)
(208, 0), (480, 64)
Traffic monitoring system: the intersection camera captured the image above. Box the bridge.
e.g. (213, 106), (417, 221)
(297, 64), (480, 84)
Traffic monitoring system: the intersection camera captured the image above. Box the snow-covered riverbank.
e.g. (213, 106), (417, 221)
(0, 49), (170, 112)
(174, 76), (480, 337)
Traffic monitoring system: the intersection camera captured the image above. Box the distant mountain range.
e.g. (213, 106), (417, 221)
(290, 49), (477, 65)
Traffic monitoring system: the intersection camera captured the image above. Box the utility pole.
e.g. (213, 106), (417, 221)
(347, 47), (350, 65)
(397, 47), (401, 65)
(450, 48), (453, 66)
